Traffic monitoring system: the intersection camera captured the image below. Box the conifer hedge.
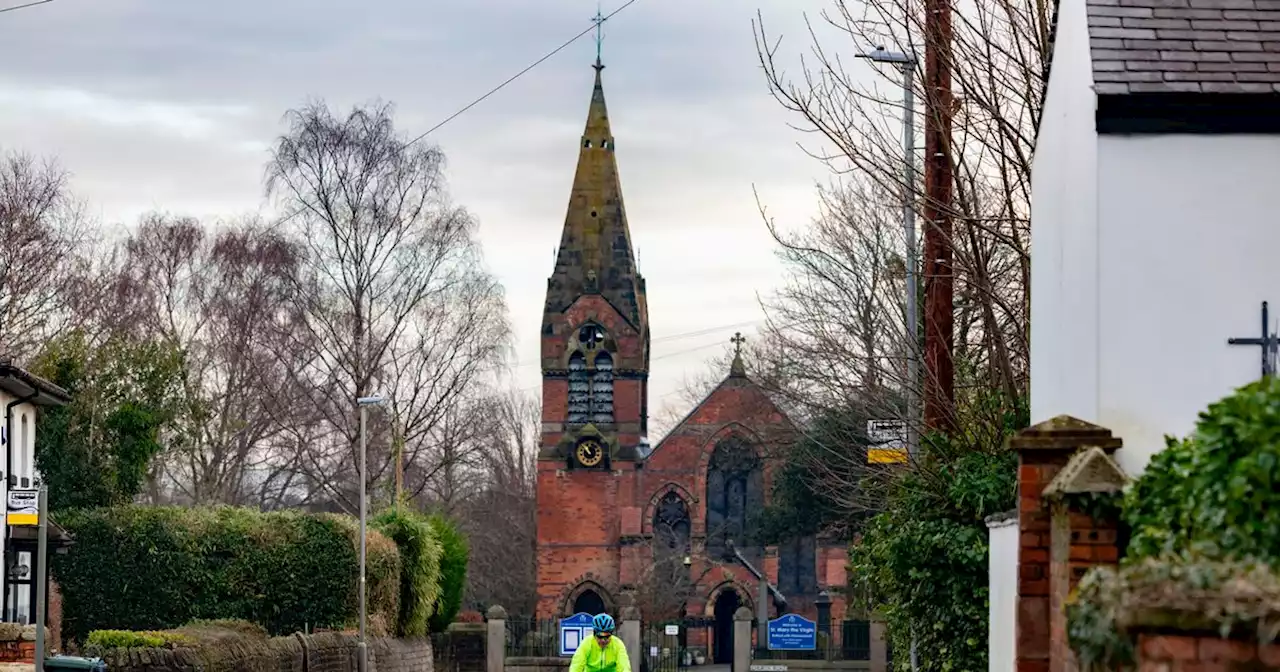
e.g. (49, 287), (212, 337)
(51, 506), (401, 644)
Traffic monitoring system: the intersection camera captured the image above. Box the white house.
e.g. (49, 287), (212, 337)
(0, 357), (71, 625)
(991, 0), (1280, 666)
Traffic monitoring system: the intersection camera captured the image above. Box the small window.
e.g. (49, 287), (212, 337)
(19, 414), (29, 479)
(590, 210), (598, 218)
(583, 139), (592, 148)
(568, 353), (589, 425)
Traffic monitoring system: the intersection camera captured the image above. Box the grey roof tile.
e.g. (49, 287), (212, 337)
(1087, 0), (1280, 91)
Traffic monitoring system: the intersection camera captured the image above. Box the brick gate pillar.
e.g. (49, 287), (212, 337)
(1008, 416), (1123, 672)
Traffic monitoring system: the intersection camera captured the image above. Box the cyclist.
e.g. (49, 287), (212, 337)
(570, 613), (631, 672)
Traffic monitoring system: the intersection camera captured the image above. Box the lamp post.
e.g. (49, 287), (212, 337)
(858, 45), (919, 672)
(356, 395), (385, 672)
(857, 45), (920, 463)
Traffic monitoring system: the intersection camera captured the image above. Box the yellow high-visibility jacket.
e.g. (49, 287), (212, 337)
(569, 635), (631, 672)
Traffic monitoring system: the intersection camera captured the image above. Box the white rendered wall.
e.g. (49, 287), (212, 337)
(1095, 135), (1280, 475)
(987, 516), (1018, 672)
(1028, 0), (1100, 428)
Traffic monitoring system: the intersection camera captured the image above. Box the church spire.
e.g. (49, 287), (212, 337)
(543, 58), (645, 330)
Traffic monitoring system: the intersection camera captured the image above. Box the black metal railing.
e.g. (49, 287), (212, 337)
(750, 619), (872, 662)
(505, 616), (561, 658)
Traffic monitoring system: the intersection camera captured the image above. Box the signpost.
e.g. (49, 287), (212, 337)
(558, 613), (594, 656)
(766, 614), (817, 651)
(6, 488), (38, 526)
(867, 420), (909, 464)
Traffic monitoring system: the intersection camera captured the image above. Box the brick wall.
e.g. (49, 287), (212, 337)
(1008, 417), (1124, 672)
(0, 642), (35, 664)
(94, 632), (432, 672)
(1138, 633), (1280, 670)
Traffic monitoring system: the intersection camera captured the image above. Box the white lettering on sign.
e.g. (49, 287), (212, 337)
(664, 624), (679, 636)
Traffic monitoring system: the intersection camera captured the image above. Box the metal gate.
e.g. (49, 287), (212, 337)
(639, 617), (720, 672)
(641, 623), (681, 672)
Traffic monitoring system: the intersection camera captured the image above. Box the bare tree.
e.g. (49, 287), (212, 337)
(266, 100), (511, 512)
(752, 0), (1041, 426)
(0, 152), (92, 359)
(104, 213), (315, 507)
(456, 389), (539, 615)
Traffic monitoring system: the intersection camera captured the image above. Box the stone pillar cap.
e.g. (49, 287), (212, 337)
(486, 605), (508, 620)
(1007, 415), (1123, 453)
(734, 607), (755, 621)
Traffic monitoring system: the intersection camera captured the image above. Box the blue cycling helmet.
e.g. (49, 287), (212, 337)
(592, 613), (616, 634)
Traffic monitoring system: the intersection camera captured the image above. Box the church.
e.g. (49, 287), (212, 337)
(532, 57), (851, 660)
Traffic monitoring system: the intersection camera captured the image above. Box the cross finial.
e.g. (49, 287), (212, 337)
(730, 332), (746, 356)
(592, 4), (606, 70)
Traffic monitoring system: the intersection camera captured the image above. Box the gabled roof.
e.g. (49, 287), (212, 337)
(645, 365), (795, 463)
(1088, 0), (1280, 95)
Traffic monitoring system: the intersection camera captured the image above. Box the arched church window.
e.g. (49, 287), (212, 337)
(653, 491), (691, 556)
(705, 436), (764, 562)
(568, 352), (589, 424)
(591, 352), (614, 424)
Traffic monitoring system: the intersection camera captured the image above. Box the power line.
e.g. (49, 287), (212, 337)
(403, 0), (639, 148)
(0, 0), (52, 14)
(272, 0), (640, 228)
(509, 319), (767, 370)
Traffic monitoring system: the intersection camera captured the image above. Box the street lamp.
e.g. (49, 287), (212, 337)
(858, 47), (920, 672)
(857, 45), (920, 463)
(356, 395), (385, 672)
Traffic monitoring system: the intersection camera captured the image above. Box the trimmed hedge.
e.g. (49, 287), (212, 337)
(427, 513), (469, 634)
(1125, 376), (1280, 563)
(52, 506), (400, 644)
(373, 508), (442, 637)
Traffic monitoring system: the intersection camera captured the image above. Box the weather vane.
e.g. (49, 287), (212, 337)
(592, 3), (606, 67)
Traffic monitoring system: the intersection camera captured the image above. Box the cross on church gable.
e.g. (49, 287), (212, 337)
(1227, 301), (1280, 379)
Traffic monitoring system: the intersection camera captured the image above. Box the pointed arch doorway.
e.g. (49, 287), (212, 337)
(713, 588), (741, 665)
(574, 589), (607, 616)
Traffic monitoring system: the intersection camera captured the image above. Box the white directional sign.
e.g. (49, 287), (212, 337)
(867, 419), (908, 464)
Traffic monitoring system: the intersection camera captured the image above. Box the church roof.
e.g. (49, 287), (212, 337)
(543, 62), (646, 331)
(1087, 0), (1280, 95)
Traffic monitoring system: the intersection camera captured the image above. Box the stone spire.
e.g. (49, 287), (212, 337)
(543, 63), (646, 330)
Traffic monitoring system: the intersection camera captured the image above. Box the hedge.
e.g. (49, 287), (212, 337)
(1124, 375), (1280, 563)
(372, 508), (442, 637)
(52, 506), (400, 644)
(427, 513), (469, 633)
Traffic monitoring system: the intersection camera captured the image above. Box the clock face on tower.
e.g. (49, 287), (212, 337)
(575, 439), (605, 468)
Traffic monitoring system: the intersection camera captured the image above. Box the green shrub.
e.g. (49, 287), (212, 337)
(52, 506), (400, 644)
(85, 629), (191, 651)
(1124, 376), (1280, 563)
(373, 508), (443, 637)
(427, 513), (469, 633)
(848, 437), (1019, 672)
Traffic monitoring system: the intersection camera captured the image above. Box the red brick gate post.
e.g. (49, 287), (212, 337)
(1008, 417), (1123, 672)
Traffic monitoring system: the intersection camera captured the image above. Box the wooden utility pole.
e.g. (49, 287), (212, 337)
(922, 0), (956, 433)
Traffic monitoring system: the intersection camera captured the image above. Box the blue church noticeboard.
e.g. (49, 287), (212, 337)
(766, 613), (817, 651)
(559, 613), (595, 656)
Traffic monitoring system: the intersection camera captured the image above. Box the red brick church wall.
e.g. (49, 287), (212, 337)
(535, 367), (849, 622)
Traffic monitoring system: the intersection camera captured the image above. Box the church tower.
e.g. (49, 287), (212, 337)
(534, 56), (649, 618)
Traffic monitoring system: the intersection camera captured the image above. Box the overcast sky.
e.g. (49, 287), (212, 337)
(0, 0), (858, 425)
